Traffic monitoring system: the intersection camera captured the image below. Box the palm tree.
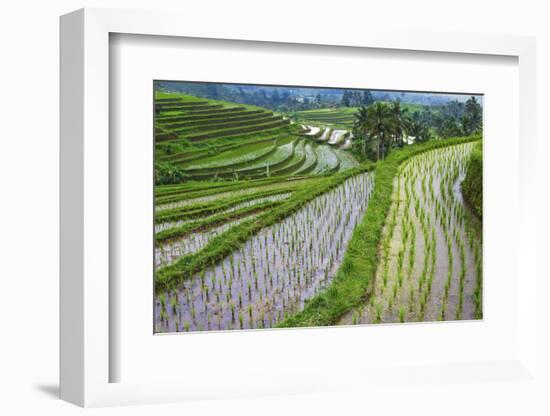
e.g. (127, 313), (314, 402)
(458, 96), (483, 135)
(389, 100), (411, 147)
(408, 118), (431, 143)
(407, 111), (431, 143)
(359, 103), (395, 160)
(352, 106), (370, 157)
(354, 102), (395, 160)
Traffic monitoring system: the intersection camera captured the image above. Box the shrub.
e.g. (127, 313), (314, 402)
(461, 141), (482, 220)
(155, 161), (188, 185)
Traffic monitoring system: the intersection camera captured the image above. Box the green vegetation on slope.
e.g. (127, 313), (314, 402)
(154, 165), (374, 291)
(154, 91), (360, 184)
(277, 135), (481, 328)
(295, 107), (358, 129)
(153, 84), (484, 333)
(155, 186), (295, 224)
(155, 176), (307, 204)
(461, 141), (483, 220)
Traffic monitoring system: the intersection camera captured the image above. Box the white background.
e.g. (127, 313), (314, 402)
(1, 0), (549, 415)
(112, 34), (519, 384)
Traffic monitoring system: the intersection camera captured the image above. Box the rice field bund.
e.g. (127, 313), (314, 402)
(153, 84), (483, 333)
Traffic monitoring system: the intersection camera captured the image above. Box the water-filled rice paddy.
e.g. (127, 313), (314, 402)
(154, 90), (482, 334)
(155, 173), (374, 332)
(340, 143), (482, 325)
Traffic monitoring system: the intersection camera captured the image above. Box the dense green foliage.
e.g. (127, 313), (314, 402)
(341, 89), (374, 107)
(352, 101), (410, 161)
(412, 96), (483, 138)
(277, 135), (481, 328)
(155, 160), (188, 185)
(351, 98), (482, 162)
(461, 141), (483, 219)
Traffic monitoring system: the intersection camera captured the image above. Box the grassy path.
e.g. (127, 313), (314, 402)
(155, 173), (374, 332)
(278, 135), (480, 329)
(154, 164), (375, 291)
(340, 142), (482, 325)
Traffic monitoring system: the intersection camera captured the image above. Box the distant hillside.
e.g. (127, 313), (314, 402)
(156, 81), (482, 111)
(154, 91), (359, 185)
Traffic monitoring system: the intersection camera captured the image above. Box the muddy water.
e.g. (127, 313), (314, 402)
(155, 214), (261, 267)
(318, 128), (331, 142)
(155, 219), (193, 234)
(328, 130), (347, 145)
(340, 143), (482, 325)
(155, 173), (374, 333)
(304, 126), (321, 136)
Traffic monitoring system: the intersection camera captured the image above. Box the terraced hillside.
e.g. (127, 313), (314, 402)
(295, 103), (427, 130)
(155, 91), (360, 182)
(153, 88), (482, 334)
(278, 136), (482, 329)
(155, 170), (375, 332)
(295, 108), (358, 129)
(339, 142), (483, 325)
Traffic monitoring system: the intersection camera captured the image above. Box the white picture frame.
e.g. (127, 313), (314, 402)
(60, 7), (538, 408)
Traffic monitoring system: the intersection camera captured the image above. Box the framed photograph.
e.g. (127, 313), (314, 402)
(60, 8), (538, 408)
(151, 80), (483, 334)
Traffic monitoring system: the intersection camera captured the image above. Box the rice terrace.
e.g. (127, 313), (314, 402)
(154, 81), (483, 333)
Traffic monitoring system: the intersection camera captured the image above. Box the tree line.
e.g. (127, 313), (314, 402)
(352, 96), (482, 161)
(341, 89), (374, 107)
